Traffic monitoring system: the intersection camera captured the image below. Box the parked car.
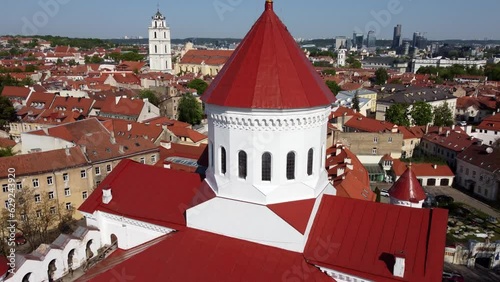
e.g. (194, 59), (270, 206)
(380, 189), (390, 197)
(442, 271), (464, 282)
(423, 193), (437, 208)
(458, 121), (467, 126)
(435, 195), (454, 205)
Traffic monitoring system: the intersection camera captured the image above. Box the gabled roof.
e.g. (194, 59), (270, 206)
(179, 49), (233, 66)
(457, 144), (500, 173)
(168, 126), (208, 143)
(389, 166), (427, 202)
(345, 116), (396, 133)
(25, 92), (56, 109)
(78, 160), (208, 230)
(202, 1), (335, 109)
(305, 195), (448, 282)
(0, 86), (31, 99)
(392, 159), (454, 178)
(77, 228), (332, 282)
(99, 96), (144, 117)
(476, 113), (500, 131)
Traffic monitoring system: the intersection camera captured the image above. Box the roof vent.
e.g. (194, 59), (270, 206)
(102, 187), (112, 204)
(393, 251), (406, 278)
(486, 147), (494, 154)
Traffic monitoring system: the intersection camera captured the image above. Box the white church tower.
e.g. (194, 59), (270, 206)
(337, 47), (347, 67)
(148, 7), (172, 73)
(187, 0), (337, 253)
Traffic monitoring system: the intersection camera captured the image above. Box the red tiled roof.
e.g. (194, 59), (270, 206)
(202, 1), (335, 109)
(179, 49), (233, 66)
(422, 130), (475, 152)
(78, 160), (207, 230)
(156, 143), (208, 169)
(345, 116), (396, 133)
(457, 144), (500, 173)
(0, 147), (87, 178)
(392, 159), (454, 178)
(0, 86), (31, 98)
(305, 195), (448, 282)
(50, 96), (94, 116)
(143, 116), (191, 128)
(168, 126), (208, 143)
(476, 114), (500, 131)
(0, 137), (16, 148)
(25, 92), (56, 109)
(268, 199), (316, 234)
(99, 96), (144, 117)
(389, 166), (427, 202)
(102, 119), (163, 143)
(77, 228), (332, 282)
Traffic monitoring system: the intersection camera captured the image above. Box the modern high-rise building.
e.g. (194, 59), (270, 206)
(352, 32), (364, 48)
(412, 32), (428, 50)
(392, 24), (402, 49)
(367, 31), (376, 48)
(148, 7), (173, 73)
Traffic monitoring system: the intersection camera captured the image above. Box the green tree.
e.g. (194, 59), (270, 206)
(56, 58), (63, 66)
(187, 79), (209, 96)
(323, 69), (336, 76)
(0, 147), (15, 157)
(24, 65), (38, 73)
(178, 93), (203, 126)
(325, 81), (341, 95)
(352, 91), (360, 112)
(0, 96), (16, 130)
(375, 68), (389, 85)
(385, 103), (410, 127)
(410, 101), (433, 126)
(68, 59), (78, 66)
(433, 102), (454, 127)
(139, 90), (160, 107)
(120, 52), (144, 62)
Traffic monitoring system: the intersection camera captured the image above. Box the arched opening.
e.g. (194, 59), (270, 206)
(262, 152), (272, 181)
(47, 259), (56, 282)
(440, 179), (450, 186)
(86, 239), (94, 260)
(238, 151), (247, 179)
(67, 249), (75, 272)
(154, 31), (157, 39)
(220, 147), (227, 175)
(286, 152), (296, 180)
(110, 234), (118, 247)
(22, 273), (32, 282)
(427, 178), (436, 186)
(307, 148), (314, 176)
(154, 45), (158, 54)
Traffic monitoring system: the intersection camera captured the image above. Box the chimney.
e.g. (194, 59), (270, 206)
(102, 187), (112, 204)
(393, 251), (406, 278)
(110, 132), (116, 144)
(127, 123), (132, 132)
(119, 145), (125, 154)
(81, 145), (87, 154)
(164, 161), (171, 169)
(438, 126), (443, 135)
(446, 130), (450, 137)
(65, 147), (70, 156)
(433, 164), (438, 169)
(115, 96), (121, 104)
(425, 123), (430, 134)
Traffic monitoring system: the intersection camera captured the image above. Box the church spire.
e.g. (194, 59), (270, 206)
(265, 0), (273, 11)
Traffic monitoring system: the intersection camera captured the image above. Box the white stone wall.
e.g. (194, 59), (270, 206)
(148, 18), (172, 72)
(205, 105), (332, 205)
(21, 132), (74, 154)
(456, 159), (499, 201)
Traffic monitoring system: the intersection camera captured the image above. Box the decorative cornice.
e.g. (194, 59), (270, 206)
(209, 111), (330, 131)
(100, 212), (174, 234)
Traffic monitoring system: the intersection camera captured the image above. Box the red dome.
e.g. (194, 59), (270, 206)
(389, 166), (426, 203)
(202, 1), (336, 110)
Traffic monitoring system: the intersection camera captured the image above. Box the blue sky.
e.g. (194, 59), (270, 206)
(1, 0), (499, 40)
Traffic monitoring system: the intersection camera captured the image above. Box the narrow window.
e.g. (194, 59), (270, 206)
(221, 147), (227, 175)
(154, 45), (157, 54)
(307, 148), (314, 176)
(262, 152), (272, 181)
(238, 151), (247, 179)
(287, 152), (296, 180)
(154, 32), (157, 39)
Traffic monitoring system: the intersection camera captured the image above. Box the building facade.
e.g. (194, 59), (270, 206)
(148, 8), (173, 72)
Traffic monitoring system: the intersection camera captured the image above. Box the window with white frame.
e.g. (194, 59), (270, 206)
(106, 164), (112, 172)
(374, 137), (378, 143)
(372, 148), (377, 155)
(64, 188), (71, 197)
(50, 207), (56, 214)
(48, 191), (54, 200)
(36, 210), (42, 218)
(151, 154), (157, 164)
(33, 179), (39, 188)
(81, 170), (87, 178)
(63, 173), (69, 182)
(34, 194), (41, 203)
(140, 157), (145, 164)
(95, 167), (101, 175)
(82, 191), (88, 199)
(47, 176), (53, 185)
(388, 137), (393, 143)
(65, 203), (72, 210)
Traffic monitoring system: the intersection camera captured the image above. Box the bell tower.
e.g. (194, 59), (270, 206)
(148, 6), (172, 73)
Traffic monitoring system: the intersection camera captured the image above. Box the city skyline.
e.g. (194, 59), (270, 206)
(0, 0), (500, 40)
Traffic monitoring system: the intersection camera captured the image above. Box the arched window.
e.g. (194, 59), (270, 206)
(154, 32), (157, 39)
(262, 152), (271, 181)
(287, 152), (295, 180)
(164, 32), (166, 38)
(307, 148), (314, 176)
(220, 147), (227, 175)
(238, 151), (247, 179)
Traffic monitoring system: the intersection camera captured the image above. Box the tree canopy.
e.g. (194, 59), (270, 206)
(385, 103), (410, 127)
(322, 69), (336, 76)
(0, 96), (17, 130)
(325, 81), (341, 95)
(410, 101), (433, 126)
(352, 91), (360, 112)
(375, 68), (389, 85)
(139, 90), (160, 107)
(433, 102), (454, 127)
(188, 79), (209, 96)
(178, 93), (203, 126)
(346, 56), (361, 68)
